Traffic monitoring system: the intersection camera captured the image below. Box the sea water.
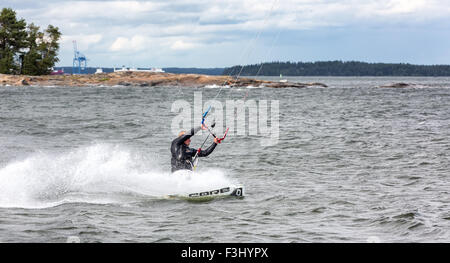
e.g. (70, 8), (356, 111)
(0, 77), (449, 242)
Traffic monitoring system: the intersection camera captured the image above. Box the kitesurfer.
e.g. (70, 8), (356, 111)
(170, 124), (220, 173)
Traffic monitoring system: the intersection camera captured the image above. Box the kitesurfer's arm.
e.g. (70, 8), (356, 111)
(198, 141), (218, 157)
(173, 126), (203, 146)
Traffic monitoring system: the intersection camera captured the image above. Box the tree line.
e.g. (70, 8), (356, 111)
(224, 61), (450, 76)
(0, 8), (61, 75)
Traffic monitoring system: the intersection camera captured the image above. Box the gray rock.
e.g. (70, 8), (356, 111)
(117, 81), (131, 86)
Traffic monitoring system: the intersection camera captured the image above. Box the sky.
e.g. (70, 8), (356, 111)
(2, 0), (450, 68)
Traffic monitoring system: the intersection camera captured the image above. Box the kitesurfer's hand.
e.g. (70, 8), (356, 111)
(214, 137), (220, 144)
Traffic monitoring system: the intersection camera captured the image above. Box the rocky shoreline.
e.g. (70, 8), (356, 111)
(0, 72), (327, 88)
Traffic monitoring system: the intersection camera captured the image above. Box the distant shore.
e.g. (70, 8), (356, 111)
(0, 72), (327, 88)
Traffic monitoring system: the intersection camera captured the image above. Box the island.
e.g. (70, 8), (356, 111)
(0, 72), (327, 88)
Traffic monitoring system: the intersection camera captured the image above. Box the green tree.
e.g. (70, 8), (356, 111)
(0, 8), (61, 75)
(21, 23), (41, 75)
(39, 25), (61, 75)
(22, 23), (61, 75)
(0, 8), (27, 74)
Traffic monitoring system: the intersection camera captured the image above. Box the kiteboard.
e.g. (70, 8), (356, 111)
(167, 184), (244, 201)
(166, 170), (244, 201)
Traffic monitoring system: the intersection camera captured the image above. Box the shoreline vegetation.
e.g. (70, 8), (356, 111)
(0, 72), (328, 88)
(55, 60), (450, 77)
(224, 61), (450, 76)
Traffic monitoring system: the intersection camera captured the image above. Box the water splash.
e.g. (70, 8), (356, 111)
(0, 144), (236, 209)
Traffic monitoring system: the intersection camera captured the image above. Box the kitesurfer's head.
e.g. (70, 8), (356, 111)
(179, 131), (191, 146)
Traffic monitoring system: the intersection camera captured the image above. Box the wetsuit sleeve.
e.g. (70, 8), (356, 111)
(185, 147), (198, 158)
(198, 142), (217, 157)
(172, 126), (202, 146)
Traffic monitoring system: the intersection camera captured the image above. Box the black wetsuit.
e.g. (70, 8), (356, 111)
(171, 126), (217, 172)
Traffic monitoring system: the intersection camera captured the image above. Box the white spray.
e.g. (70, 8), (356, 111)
(0, 144), (237, 209)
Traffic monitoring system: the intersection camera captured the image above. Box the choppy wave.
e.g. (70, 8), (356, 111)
(0, 144), (236, 209)
(203, 84), (230, 89)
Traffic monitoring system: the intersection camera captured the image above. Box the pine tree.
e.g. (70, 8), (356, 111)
(21, 23), (41, 75)
(0, 8), (27, 74)
(22, 23), (61, 75)
(0, 8), (61, 75)
(39, 25), (61, 75)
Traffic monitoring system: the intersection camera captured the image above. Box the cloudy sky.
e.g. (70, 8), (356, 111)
(2, 0), (450, 67)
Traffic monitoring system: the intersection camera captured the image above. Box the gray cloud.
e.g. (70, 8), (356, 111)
(2, 0), (450, 67)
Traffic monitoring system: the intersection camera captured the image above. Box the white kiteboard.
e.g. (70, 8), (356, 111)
(166, 170), (244, 201)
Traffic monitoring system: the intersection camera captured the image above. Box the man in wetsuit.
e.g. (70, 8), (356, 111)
(170, 125), (219, 173)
